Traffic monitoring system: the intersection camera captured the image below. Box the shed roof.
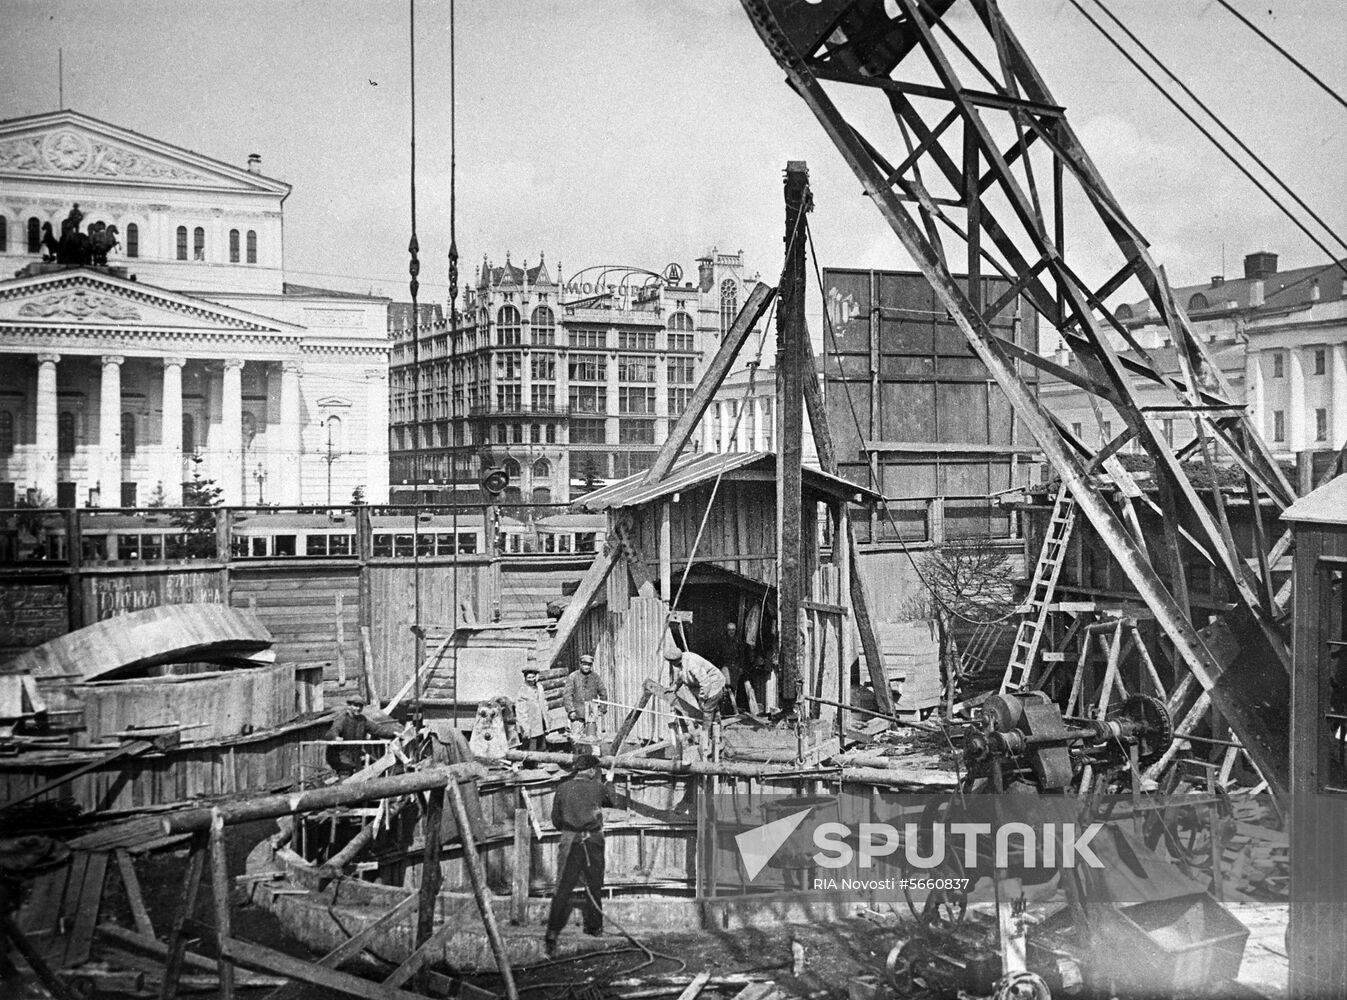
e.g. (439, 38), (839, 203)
(573, 452), (880, 512)
(1281, 474), (1347, 527)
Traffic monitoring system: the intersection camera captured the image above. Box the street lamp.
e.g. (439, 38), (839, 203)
(323, 416), (342, 506)
(254, 463), (267, 506)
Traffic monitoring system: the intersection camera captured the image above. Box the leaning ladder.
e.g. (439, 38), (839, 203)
(1001, 484), (1077, 693)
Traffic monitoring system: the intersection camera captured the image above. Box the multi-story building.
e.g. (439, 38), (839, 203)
(1040, 251), (1347, 488)
(390, 249), (761, 502)
(0, 110), (392, 508)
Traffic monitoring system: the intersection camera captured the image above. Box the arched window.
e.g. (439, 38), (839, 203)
(1187, 293), (1209, 312)
(530, 423), (541, 443)
(532, 458), (551, 478)
(125, 223), (139, 258)
(497, 305), (522, 345)
(193, 227), (206, 260)
(1114, 304), (1133, 321)
(530, 305), (555, 344)
(531, 486), (552, 504)
(182, 413), (196, 454)
(545, 424), (556, 444)
(241, 411), (257, 447)
(667, 311), (694, 331)
(229, 229), (240, 263)
(503, 458), (521, 479)
(246, 230), (257, 263)
(58, 412), (75, 455)
(121, 412), (137, 455)
(0, 411), (13, 454)
(0, 217), (7, 253)
(176, 226), (188, 260)
(27, 217), (41, 254)
(719, 279), (738, 334)
(325, 414), (344, 454)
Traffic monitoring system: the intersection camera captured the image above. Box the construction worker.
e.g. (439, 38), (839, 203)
(562, 654), (607, 742)
(325, 694), (374, 777)
(664, 642), (726, 724)
(515, 664), (550, 752)
(719, 621), (750, 714)
(544, 753), (614, 956)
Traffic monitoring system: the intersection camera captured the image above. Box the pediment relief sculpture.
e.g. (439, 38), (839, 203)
(0, 130), (210, 184)
(18, 288), (142, 321)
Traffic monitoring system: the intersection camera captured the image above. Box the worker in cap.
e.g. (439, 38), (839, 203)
(544, 752), (615, 955)
(515, 663), (549, 752)
(562, 652), (608, 743)
(326, 691), (374, 778)
(665, 639), (726, 725)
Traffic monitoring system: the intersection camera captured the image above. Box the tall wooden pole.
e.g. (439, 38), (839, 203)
(777, 162), (810, 703)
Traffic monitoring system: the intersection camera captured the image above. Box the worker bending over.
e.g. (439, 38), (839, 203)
(664, 642), (726, 724)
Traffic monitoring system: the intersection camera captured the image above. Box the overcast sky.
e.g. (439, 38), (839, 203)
(2, 1), (1344, 320)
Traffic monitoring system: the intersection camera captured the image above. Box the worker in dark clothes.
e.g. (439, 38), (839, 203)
(544, 753), (614, 956)
(325, 695), (374, 777)
(562, 654), (608, 742)
(719, 621), (750, 714)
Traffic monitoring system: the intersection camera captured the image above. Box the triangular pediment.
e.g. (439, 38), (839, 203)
(0, 268), (300, 336)
(0, 110), (290, 195)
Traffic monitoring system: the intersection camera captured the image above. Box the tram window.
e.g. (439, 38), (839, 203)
(82, 537), (107, 561)
(373, 533), (393, 557)
(329, 533), (353, 556)
(306, 535), (328, 556)
(141, 534), (164, 561)
(274, 535), (296, 557)
(559, 535), (571, 553)
(576, 532), (596, 553)
(542, 535), (556, 554)
(250, 536), (268, 557)
(458, 532), (477, 554)
(118, 536), (141, 560)
(394, 534), (414, 557)
(167, 534), (190, 559)
(436, 533), (456, 556)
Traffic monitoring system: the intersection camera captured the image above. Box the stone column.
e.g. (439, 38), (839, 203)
(1288, 347), (1306, 453)
(279, 362), (303, 505)
(1332, 343), (1347, 451)
(220, 359), (244, 505)
(700, 406), (716, 454)
(753, 396), (768, 451)
(605, 346), (621, 450)
(34, 353), (60, 501)
(734, 396), (749, 453)
(1244, 350), (1265, 444)
(720, 401), (736, 453)
(99, 355), (125, 507)
(365, 367), (390, 504)
(160, 357), (185, 504)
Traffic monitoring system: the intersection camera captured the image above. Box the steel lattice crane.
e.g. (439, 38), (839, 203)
(739, 0), (1294, 800)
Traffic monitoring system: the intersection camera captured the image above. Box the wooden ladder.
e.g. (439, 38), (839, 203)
(1000, 484), (1077, 693)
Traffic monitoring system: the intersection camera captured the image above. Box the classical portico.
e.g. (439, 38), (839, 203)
(0, 267), (390, 507)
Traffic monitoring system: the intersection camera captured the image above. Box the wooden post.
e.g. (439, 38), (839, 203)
(414, 780), (445, 988)
(544, 541), (619, 671)
(209, 809), (235, 1000)
(445, 777), (518, 1000)
(0, 914), (82, 1000)
(360, 625), (379, 705)
(850, 535), (896, 715)
(335, 593), (347, 686)
(659, 503), (673, 601)
(777, 162), (810, 704)
(511, 807), (531, 926)
(159, 830), (208, 1000)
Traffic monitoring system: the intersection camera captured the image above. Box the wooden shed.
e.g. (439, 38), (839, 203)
(545, 452), (881, 733)
(1281, 475), (1347, 998)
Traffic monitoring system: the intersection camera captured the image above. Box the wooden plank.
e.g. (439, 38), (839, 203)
(543, 542), (619, 671)
(511, 808), (531, 926)
(222, 937), (427, 1000)
(209, 811), (234, 1000)
(646, 282), (776, 483)
(63, 850), (108, 967)
(0, 914), (82, 1000)
(158, 831), (208, 1000)
(335, 593), (347, 687)
(115, 849), (154, 940)
(849, 536), (895, 715)
(360, 626), (380, 705)
(381, 906), (461, 989)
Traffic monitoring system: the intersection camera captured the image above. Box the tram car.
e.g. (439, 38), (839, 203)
(4, 508), (609, 564)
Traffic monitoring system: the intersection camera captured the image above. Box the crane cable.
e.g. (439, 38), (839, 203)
(1086, 0), (1347, 266)
(1068, 0), (1347, 276)
(1214, 0), (1347, 112)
